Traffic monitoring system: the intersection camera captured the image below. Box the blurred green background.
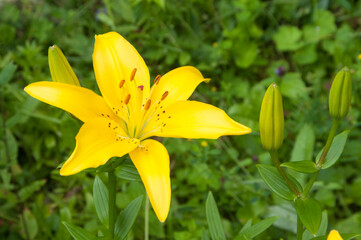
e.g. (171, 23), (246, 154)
(1, 0), (361, 239)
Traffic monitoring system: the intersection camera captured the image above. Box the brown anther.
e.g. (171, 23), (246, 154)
(124, 94), (131, 104)
(119, 79), (125, 88)
(144, 99), (151, 110)
(130, 68), (137, 81)
(138, 85), (144, 91)
(161, 91), (169, 101)
(154, 75), (161, 84)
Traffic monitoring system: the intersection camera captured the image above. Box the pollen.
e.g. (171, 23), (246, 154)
(154, 74), (161, 84)
(130, 68), (137, 81)
(124, 94), (131, 104)
(144, 99), (151, 110)
(161, 91), (169, 101)
(119, 79), (125, 88)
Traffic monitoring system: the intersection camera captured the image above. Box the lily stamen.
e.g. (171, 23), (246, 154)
(144, 99), (151, 110)
(119, 79), (125, 88)
(124, 94), (131, 105)
(161, 91), (169, 101)
(130, 68), (137, 81)
(154, 74), (161, 84)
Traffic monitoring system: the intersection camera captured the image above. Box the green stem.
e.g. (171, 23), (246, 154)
(145, 194), (149, 240)
(316, 119), (340, 168)
(297, 215), (303, 240)
(302, 171), (319, 196)
(303, 119), (340, 197)
(108, 170), (116, 239)
(270, 150), (301, 197)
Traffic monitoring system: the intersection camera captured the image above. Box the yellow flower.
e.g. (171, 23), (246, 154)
(201, 141), (208, 147)
(327, 230), (343, 240)
(24, 32), (251, 222)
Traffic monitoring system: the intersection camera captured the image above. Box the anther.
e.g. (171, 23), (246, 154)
(130, 68), (137, 81)
(124, 94), (131, 104)
(144, 99), (151, 110)
(154, 75), (161, 84)
(161, 91), (169, 101)
(138, 85), (144, 91)
(119, 79), (125, 88)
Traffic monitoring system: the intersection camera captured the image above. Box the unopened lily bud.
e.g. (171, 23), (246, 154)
(48, 45), (80, 86)
(259, 83), (284, 151)
(329, 68), (352, 119)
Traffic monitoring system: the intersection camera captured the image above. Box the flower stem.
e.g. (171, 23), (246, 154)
(303, 119), (340, 196)
(145, 194), (149, 240)
(270, 150), (301, 197)
(108, 169), (116, 239)
(297, 215), (303, 240)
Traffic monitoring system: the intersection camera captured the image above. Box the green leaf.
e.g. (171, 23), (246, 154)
(303, 211), (328, 240)
(280, 73), (308, 101)
(291, 124), (315, 163)
(257, 164), (300, 200)
(93, 176), (109, 227)
(0, 62), (17, 86)
(206, 191), (226, 240)
(62, 222), (96, 240)
(281, 161), (318, 173)
(295, 198), (322, 235)
(18, 179), (46, 201)
(316, 130), (349, 169)
(114, 195), (143, 240)
(239, 216), (278, 238)
(273, 26), (303, 51)
(115, 162), (141, 181)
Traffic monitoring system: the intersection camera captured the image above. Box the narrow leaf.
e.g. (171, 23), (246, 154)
(295, 198), (322, 235)
(93, 176), (109, 227)
(206, 191), (226, 240)
(115, 163), (141, 181)
(316, 130), (349, 169)
(114, 195), (143, 240)
(247, 216), (278, 238)
(0, 62), (17, 86)
(257, 164), (298, 200)
(62, 222), (96, 240)
(281, 161), (318, 173)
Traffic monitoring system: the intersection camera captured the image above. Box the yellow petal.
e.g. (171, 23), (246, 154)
(142, 101), (251, 140)
(24, 81), (117, 122)
(48, 45), (80, 86)
(149, 66), (208, 109)
(93, 32), (150, 110)
(129, 139), (170, 222)
(60, 118), (139, 176)
(327, 230), (343, 240)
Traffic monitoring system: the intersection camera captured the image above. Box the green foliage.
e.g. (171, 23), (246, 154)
(206, 192), (226, 240)
(295, 198), (322, 235)
(62, 222), (96, 240)
(281, 161), (318, 174)
(257, 164), (301, 200)
(114, 195), (143, 240)
(93, 176), (109, 228)
(316, 130), (349, 169)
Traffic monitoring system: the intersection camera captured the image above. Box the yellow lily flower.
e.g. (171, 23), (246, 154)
(328, 230), (343, 240)
(24, 32), (251, 222)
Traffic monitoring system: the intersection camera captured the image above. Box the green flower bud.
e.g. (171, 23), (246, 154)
(329, 68), (352, 119)
(48, 45), (80, 86)
(259, 83), (284, 151)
